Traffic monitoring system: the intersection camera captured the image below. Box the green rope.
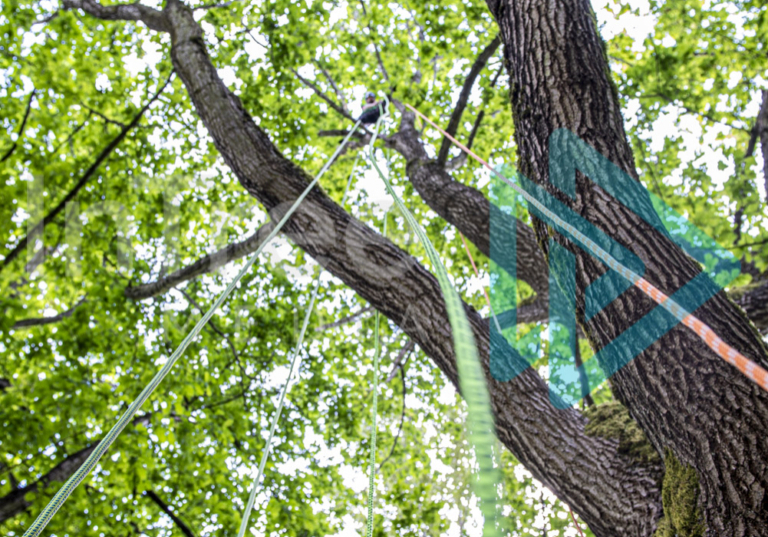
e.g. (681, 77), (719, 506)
(22, 120), (364, 537)
(367, 102), (501, 536)
(237, 151), (363, 537)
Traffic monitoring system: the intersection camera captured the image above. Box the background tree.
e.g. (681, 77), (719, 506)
(1, 0), (766, 536)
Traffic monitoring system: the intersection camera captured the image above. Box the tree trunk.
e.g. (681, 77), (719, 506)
(487, 0), (768, 535)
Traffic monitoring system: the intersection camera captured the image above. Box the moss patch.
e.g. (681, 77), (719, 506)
(654, 450), (705, 537)
(584, 400), (660, 464)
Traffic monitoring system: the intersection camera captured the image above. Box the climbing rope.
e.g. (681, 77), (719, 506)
(459, 230), (587, 537)
(237, 152), (364, 537)
(236, 274), (320, 537)
(22, 121), (365, 537)
(367, 100), (502, 536)
(405, 103), (768, 395)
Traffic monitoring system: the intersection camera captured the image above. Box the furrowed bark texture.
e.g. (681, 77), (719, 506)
(735, 280), (768, 333)
(154, 1), (662, 534)
(487, 0), (768, 535)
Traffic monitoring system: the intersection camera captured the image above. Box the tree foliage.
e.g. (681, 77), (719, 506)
(1, 0), (765, 535)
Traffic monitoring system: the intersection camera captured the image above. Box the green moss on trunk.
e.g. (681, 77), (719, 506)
(654, 450), (705, 537)
(584, 400), (660, 464)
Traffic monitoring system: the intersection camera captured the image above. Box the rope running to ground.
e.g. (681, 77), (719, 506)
(22, 120), (365, 537)
(405, 103), (768, 395)
(237, 151), (365, 537)
(457, 232), (585, 537)
(368, 99), (503, 536)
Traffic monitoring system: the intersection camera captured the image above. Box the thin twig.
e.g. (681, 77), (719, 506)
(1, 89), (37, 163)
(12, 296), (87, 329)
(315, 306), (374, 332)
(385, 339), (414, 383)
(80, 103), (128, 128)
(358, 0), (391, 86)
(144, 491), (196, 537)
(314, 60), (349, 114)
(177, 288), (250, 409)
(289, 68), (357, 124)
(377, 365), (406, 472)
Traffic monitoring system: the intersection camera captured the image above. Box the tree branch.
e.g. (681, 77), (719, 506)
(125, 221), (274, 301)
(314, 60), (349, 114)
(80, 103), (128, 128)
(377, 365), (406, 472)
(385, 339), (414, 383)
(734, 278), (768, 333)
(193, 0), (235, 10)
(318, 129), (365, 140)
(290, 68), (357, 124)
(1, 89), (37, 163)
(12, 296), (87, 329)
(144, 490), (196, 537)
(445, 110), (484, 171)
(756, 89), (768, 202)
(0, 444), (97, 524)
(315, 306), (373, 332)
(357, 0), (391, 86)
(61, 0), (170, 32)
(437, 35), (500, 165)
(1, 74), (173, 273)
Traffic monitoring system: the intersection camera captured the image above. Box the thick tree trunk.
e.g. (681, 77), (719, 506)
(487, 0), (768, 535)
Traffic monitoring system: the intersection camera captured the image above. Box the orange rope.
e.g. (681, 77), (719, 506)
(406, 102), (768, 394)
(569, 508), (586, 537)
(458, 232), (500, 331)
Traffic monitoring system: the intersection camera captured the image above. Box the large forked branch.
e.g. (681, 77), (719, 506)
(60, 2), (663, 533)
(0, 75), (173, 273)
(295, 45), (548, 298)
(437, 35), (500, 165)
(125, 221), (274, 300)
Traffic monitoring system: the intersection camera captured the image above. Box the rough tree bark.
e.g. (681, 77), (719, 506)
(54, 0), (664, 534)
(487, 0), (768, 535)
